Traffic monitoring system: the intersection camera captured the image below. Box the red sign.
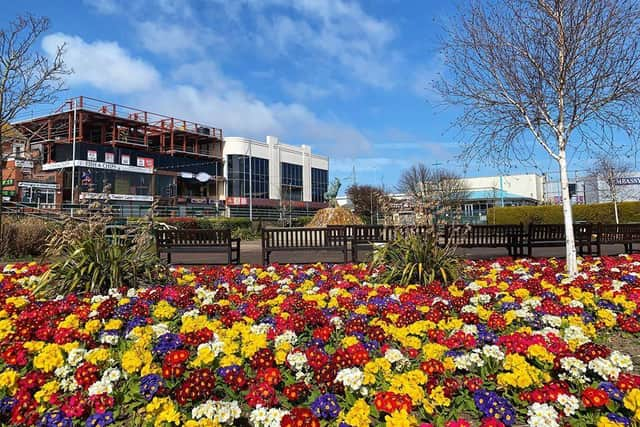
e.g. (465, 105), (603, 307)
(137, 157), (154, 169)
(226, 197), (248, 206)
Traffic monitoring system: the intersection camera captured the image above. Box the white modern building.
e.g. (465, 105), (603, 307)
(458, 173), (544, 220)
(222, 136), (329, 219)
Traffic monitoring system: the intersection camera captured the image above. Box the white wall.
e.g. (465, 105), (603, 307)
(462, 174), (544, 202)
(223, 135), (329, 202)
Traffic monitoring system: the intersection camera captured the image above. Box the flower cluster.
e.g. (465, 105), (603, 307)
(2, 256), (640, 426)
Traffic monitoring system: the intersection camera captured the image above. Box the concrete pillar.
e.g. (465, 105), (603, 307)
(302, 144), (312, 202)
(267, 136), (280, 199)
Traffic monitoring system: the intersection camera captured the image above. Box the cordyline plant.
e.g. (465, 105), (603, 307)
(34, 190), (167, 297)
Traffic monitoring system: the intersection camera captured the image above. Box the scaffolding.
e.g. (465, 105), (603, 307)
(11, 96), (224, 162)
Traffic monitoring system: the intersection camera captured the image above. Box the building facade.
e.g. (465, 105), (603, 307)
(223, 136), (329, 219)
(1, 96), (329, 218)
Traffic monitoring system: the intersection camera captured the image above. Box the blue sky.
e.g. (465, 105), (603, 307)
(4, 0), (635, 191)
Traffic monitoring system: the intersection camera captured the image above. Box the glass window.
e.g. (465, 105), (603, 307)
(281, 162), (303, 201)
(311, 168), (328, 202)
(227, 155), (269, 198)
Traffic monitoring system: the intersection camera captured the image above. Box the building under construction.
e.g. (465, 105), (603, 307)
(1, 96), (329, 218)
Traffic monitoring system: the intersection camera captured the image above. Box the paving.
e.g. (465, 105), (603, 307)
(163, 240), (631, 266)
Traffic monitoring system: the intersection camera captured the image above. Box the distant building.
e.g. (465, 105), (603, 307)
(1, 96), (329, 218)
(223, 136), (329, 219)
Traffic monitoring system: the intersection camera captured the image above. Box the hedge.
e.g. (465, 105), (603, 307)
(487, 202), (640, 225)
(152, 217), (252, 230)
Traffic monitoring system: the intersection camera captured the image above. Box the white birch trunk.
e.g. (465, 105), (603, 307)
(558, 151), (578, 276)
(614, 199), (620, 224)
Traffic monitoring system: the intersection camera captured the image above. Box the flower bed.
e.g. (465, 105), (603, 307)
(1, 257), (640, 426)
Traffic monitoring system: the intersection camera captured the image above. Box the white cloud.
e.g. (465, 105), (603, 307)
(213, 0), (398, 88)
(42, 33), (160, 94)
(137, 21), (222, 57)
(135, 81), (370, 157)
(82, 0), (119, 14)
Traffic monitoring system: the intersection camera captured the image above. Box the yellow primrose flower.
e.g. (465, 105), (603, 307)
(85, 348), (110, 365)
(0, 369), (19, 394)
(33, 343), (65, 373)
(153, 300), (177, 320)
(385, 410), (417, 427)
(103, 318), (123, 331)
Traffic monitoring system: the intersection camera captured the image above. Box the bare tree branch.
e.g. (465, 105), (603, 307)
(435, 0), (640, 276)
(0, 14), (69, 230)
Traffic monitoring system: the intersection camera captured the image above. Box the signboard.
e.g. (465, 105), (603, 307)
(137, 157), (154, 169)
(15, 160), (34, 169)
(226, 197), (248, 205)
(121, 154), (130, 165)
(42, 160), (153, 174)
(80, 193), (153, 202)
(87, 150), (97, 161)
(1, 190), (16, 197)
(615, 177), (640, 185)
(18, 182), (59, 190)
(105, 153), (115, 163)
(1, 179), (13, 187)
(189, 197), (208, 204)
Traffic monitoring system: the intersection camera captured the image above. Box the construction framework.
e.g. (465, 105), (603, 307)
(12, 96), (224, 162)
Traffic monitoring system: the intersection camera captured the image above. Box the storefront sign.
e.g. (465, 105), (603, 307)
(189, 197), (208, 204)
(615, 177), (640, 185)
(105, 153), (115, 163)
(80, 192), (153, 202)
(18, 182), (59, 190)
(87, 150), (97, 161)
(42, 160), (153, 174)
(15, 160), (34, 169)
(137, 157), (154, 169)
(1, 190), (16, 197)
(121, 154), (130, 165)
(226, 197), (248, 205)
(1, 179), (13, 187)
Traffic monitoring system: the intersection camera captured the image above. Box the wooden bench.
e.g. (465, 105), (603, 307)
(262, 227), (349, 264)
(527, 223), (593, 257)
(155, 229), (240, 264)
(593, 223), (640, 255)
(444, 224), (525, 256)
(350, 225), (434, 262)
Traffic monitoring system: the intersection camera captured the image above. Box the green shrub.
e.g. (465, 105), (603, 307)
(487, 202), (640, 224)
(34, 218), (165, 297)
(370, 233), (461, 285)
(0, 217), (55, 259)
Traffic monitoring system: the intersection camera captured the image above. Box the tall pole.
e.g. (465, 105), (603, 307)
(71, 100), (77, 217)
(499, 175), (504, 207)
(248, 142), (253, 221)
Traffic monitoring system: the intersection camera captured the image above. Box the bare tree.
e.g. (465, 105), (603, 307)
(436, 0), (640, 276)
(589, 156), (632, 224)
(0, 14), (68, 231)
(396, 163), (468, 224)
(346, 184), (391, 224)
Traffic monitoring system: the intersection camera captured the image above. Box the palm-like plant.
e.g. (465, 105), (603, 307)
(370, 232), (461, 286)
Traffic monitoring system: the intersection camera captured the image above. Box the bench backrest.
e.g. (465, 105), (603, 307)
(597, 223), (640, 241)
(528, 223), (592, 242)
(155, 229), (231, 247)
(262, 227), (348, 249)
(445, 224), (523, 246)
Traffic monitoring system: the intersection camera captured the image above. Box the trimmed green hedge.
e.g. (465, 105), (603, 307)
(487, 202), (640, 224)
(152, 217), (252, 230)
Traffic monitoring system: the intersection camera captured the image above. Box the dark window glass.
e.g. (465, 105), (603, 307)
(311, 168), (328, 202)
(281, 162), (303, 201)
(227, 154), (269, 198)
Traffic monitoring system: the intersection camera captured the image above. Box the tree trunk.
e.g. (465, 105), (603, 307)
(614, 199), (620, 224)
(558, 151), (578, 276)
